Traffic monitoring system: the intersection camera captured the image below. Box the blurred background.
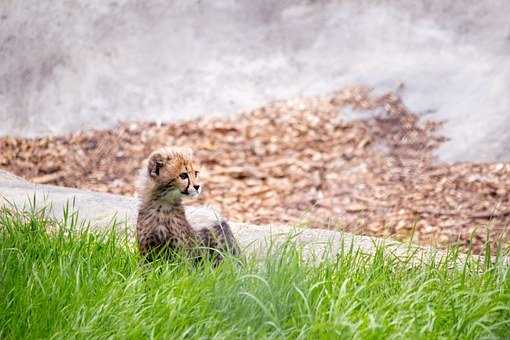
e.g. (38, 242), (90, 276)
(1, 0), (509, 252)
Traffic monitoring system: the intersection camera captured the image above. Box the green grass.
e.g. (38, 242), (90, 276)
(1, 205), (509, 339)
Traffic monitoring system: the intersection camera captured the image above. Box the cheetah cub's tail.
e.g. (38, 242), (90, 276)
(185, 205), (240, 257)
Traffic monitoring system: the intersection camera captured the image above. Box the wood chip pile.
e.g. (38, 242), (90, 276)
(1, 86), (509, 252)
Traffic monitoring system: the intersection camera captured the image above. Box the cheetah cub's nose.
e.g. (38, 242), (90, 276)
(194, 185), (200, 191)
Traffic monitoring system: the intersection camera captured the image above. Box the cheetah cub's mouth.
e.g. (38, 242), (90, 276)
(182, 185), (202, 198)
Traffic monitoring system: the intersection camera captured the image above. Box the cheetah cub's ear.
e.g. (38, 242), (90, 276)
(148, 152), (164, 177)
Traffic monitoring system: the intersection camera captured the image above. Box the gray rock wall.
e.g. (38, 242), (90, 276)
(1, 0), (509, 162)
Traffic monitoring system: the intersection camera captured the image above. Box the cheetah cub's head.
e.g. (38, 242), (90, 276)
(144, 147), (202, 201)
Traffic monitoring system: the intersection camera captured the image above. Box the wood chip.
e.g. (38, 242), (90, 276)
(1, 85), (508, 254)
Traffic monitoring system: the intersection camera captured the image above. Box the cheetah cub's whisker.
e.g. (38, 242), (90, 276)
(136, 146), (240, 263)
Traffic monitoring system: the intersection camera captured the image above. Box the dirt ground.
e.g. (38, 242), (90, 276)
(1, 86), (509, 253)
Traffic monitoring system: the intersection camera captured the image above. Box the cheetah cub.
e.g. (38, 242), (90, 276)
(136, 147), (240, 263)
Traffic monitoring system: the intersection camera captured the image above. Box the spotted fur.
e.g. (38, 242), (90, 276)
(136, 147), (240, 262)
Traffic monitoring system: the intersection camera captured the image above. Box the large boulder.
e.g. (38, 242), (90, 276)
(0, 169), (412, 260)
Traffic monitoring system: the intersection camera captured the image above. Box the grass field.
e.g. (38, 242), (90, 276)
(1, 205), (509, 339)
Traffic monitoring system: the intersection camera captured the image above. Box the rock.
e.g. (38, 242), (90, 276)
(1, 1), (510, 163)
(0, 169), (422, 261)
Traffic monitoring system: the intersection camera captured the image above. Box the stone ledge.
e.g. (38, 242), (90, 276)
(0, 169), (448, 261)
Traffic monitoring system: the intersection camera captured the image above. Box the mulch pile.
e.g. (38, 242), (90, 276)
(1, 86), (509, 253)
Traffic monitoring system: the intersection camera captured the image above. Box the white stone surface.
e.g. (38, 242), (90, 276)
(1, 1), (509, 162)
(0, 169), (421, 260)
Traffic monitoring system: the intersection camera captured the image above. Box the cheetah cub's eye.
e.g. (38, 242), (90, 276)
(194, 171), (199, 177)
(179, 172), (188, 180)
